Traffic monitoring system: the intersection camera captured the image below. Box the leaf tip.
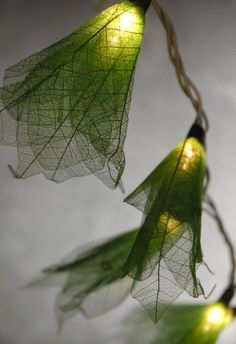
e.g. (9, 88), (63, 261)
(8, 164), (20, 179)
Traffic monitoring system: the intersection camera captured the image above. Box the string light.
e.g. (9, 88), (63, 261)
(181, 138), (202, 171)
(120, 12), (136, 31)
(159, 213), (181, 234)
(203, 303), (233, 332)
(186, 147), (194, 158)
(110, 8), (141, 45)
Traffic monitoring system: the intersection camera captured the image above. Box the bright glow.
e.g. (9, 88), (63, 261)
(207, 306), (225, 325)
(182, 139), (198, 170)
(110, 10), (140, 45)
(120, 12), (136, 31)
(111, 37), (119, 43)
(159, 213), (181, 233)
(186, 148), (194, 158)
(203, 304), (233, 332)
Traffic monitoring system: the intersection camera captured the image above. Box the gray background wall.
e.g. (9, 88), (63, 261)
(0, 0), (236, 343)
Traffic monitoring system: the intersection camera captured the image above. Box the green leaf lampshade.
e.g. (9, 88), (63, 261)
(0, 1), (147, 188)
(191, 303), (234, 344)
(121, 303), (234, 344)
(28, 229), (138, 329)
(124, 133), (206, 321)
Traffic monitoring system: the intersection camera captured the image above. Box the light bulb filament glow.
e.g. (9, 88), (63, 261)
(120, 12), (135, 31)
(110, 11), (139, 45)
(186, 149), (194, 158)
(182, 141), (197, 170)
(203, 304), (233, 333)
(207, 306), (225, 325)
(159, 213), (181, 233)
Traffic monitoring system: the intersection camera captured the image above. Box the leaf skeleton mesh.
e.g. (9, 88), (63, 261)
(124, 137), (206, 321)
(130, 223), (204, 323)
(0, 1), (145, 188)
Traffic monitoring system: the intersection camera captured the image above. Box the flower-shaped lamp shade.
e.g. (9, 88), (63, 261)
(0, 1), (146, 188)
(28, 228), (138, 329)
(124, 136), (206, 321)
(121, 303), (234, 344)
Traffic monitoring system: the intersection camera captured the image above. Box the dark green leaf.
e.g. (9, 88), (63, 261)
(0, 1), (145, 188)
(123, 137), (206, 321)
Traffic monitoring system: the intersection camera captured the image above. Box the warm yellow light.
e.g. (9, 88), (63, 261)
(120, 12), (136, 31)
(111, 36), (119, 43)
(159, 213), (181, 233)
(203, 304), (233, 332)
(186, 148), (194, 158)
(110, 10), (140, 45)
(207, 306), (225, 325)
(181, 139), (199, 171)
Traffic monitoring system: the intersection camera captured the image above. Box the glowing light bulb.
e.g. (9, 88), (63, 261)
(207, 306), (225, 325)
(181, 139), (199, 170)
(186, 148), (194, 158)
(120, 12), (135, 31)
(110, 9), (140, 46)
(159, 213), (181, 233)
(203, 304), (233, 332)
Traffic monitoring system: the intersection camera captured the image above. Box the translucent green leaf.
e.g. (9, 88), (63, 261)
(123, 136), (206, 321)
(0, 0), (145, 188)
(28, 229), (137, 329)
(121, 303), (234, 344)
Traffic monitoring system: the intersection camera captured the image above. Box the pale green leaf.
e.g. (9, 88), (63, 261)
(0, 0), (145, 188)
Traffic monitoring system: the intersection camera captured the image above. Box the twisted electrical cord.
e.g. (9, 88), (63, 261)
(204, 194), (236, 303)
(152, 0), (209, 132)
(152, 0), (235, 308)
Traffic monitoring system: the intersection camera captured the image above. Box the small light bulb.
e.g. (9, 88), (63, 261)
(186, 149), (194, 158)
(203, 304), (233, 333)
(120, 12), (135, 31)
(181, 140), (198, 170)
(185, 141), (195, 159)
(159, 213), (181, 233)
(207, 306), (225, 325)
(110, 10), (139, 45)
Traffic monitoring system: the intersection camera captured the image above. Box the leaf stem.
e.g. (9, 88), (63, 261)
(152, 0), (209, 132)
